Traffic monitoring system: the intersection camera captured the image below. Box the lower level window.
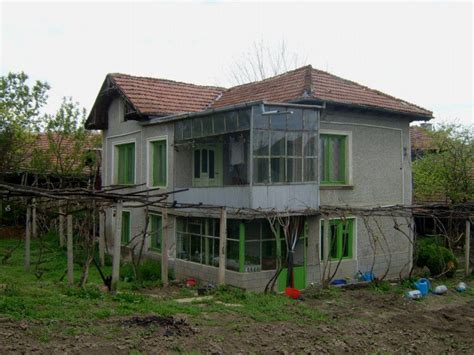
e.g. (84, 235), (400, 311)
(320, 218), (354, 260)
(121, 211), (131, 244)
(149, 214), (162, 251)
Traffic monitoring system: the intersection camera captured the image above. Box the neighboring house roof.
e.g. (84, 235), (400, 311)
(21, 133), (101, 175)
(86, 65), (433, 129)
(410, 125), (435, 151)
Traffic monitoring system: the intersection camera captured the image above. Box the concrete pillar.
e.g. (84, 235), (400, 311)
(111, 201), (123, 293)
(321, 217), (330, 284)
(218, 207), (227, 285)
(161, 208), (169, 286)
(32, 198), (37, 239)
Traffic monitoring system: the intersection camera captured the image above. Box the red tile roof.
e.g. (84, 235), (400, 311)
(94, 65), (432, 123)
(410, 126), (435, 151)
(211, 66), (432, 117)
(110, 74), (224, 115)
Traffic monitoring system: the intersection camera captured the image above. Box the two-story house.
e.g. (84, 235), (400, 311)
(86, 65), (432, 291)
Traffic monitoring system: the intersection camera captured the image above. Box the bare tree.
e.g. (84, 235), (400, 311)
(227, 39), (307, 85)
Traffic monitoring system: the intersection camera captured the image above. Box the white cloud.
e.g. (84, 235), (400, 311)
(1, 1), (472, 125)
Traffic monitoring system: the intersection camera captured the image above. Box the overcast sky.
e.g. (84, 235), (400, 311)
(1, 1), (473, 125)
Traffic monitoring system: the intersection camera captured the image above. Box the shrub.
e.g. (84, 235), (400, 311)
(416, 237), (458, 277)
(120, 259), (162, 283)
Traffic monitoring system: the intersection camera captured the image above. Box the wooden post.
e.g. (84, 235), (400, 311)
(24, 204), (31, 271)
(161, 208), (169, 287)
(67, 214), (74, 285)
(322, 218), (330, 284)
(99, 211), (105, 267)
(466, 220), (471, 277)
(218, 207), (227, 285)
(59, 205), (65, 248)
(32, 198), (37, 239)
(111, 200), (123, 293)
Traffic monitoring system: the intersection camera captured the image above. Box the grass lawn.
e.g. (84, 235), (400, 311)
(1, 232), (473, 353)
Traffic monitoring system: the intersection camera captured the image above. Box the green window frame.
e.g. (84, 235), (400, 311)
(149, 213), (162, 252)
(320, 218), (354, 260)
(116, 143), (135, 185)
(151, 140), (167, 187)
(320, 134), (347, 184)
(121, 211), (131, 244)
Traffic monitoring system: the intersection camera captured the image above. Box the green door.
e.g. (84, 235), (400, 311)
(277, 234), (307, 292)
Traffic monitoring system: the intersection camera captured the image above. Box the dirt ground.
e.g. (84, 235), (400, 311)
(1, 286), (473, 354)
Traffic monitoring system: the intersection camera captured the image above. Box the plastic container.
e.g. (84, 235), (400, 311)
(284, 287), (301, 300)
(414, 278), (430, 296)
(330, 279), (347, 286)
(456, 282), (467, 292)
(359, 271), (374, 282)
(405, 290), (422, 300)
(185, 278), (197, 287)
(433, 285), (448, 295)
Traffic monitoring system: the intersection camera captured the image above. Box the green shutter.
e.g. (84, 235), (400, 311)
(121, 211), (131, 244)
(152, 140), (167, 186)
(321, 218), (353, 260)
(117, 143), (135, 185)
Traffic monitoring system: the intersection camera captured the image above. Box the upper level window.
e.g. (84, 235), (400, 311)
(193, 144), (222, 187)
(150, 139), (167, 187)
(320, 134), (347, 184)
(253, 109), (318, 184)
(115, 143), (135, 185)
(121, 211), (131, 244)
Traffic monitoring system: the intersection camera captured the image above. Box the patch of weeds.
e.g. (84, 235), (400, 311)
(64, 285), (104, 300)
(303, 285), (341, 300)
(113, 292), (145, 304)
(370, 280), (391, 293)
(94, 309), (113, 319)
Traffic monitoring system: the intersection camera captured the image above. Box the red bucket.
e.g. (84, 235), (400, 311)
(285, 287), (301, 300)
(185, 278), (197, 287)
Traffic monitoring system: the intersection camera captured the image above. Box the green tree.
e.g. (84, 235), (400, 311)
(31, 97), (100, 181)
(413, 123), (474, 204)
(0, 72), (50, 174)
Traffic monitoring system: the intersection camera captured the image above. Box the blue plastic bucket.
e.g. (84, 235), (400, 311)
(414, 278), (430, 296)
(362, 271), (374, 282)
(330, 279), (347, 286)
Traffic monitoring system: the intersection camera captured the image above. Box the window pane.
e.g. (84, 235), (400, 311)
(213, 114), (225, 134)
(201, 149), (208, 173)
(270, 114), (286, 130)
(330, 223), (338, 259)
(121, 211), (130, 244)
(271, 158), (285, 183)
(245, 220), (261, 241)
(190, 234), (202, 263)
(152, 141), (167, 186)
(253, 112), (268, 129)
(287, 110), (303, 130)
(225, 111), (238, 132)
(304, 132), (317, 157)
(183, 120), (192, 139)
(150, 214), (162, 251)
(192, 118), (202, 138)
(238, 109), (250, 129)
(320, 136), (328, 182)
(287, 158), (302, 182)
(262, 240), (276, 270)
(270, 131), (285, 156)
(287, 132), (302, 157)
(253, 130), (269, 156)
(304, 158), (317, 182)
(209, 150), (215, 179)
(331, 137), (341, 180)
(226, 240), (240, 271)
(202, 116), (213, 136)
(253, 158), (269, 183)
(194, 149), (200, 178)
(304, 110), (317, 130)
(245, 240), (261, 271)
